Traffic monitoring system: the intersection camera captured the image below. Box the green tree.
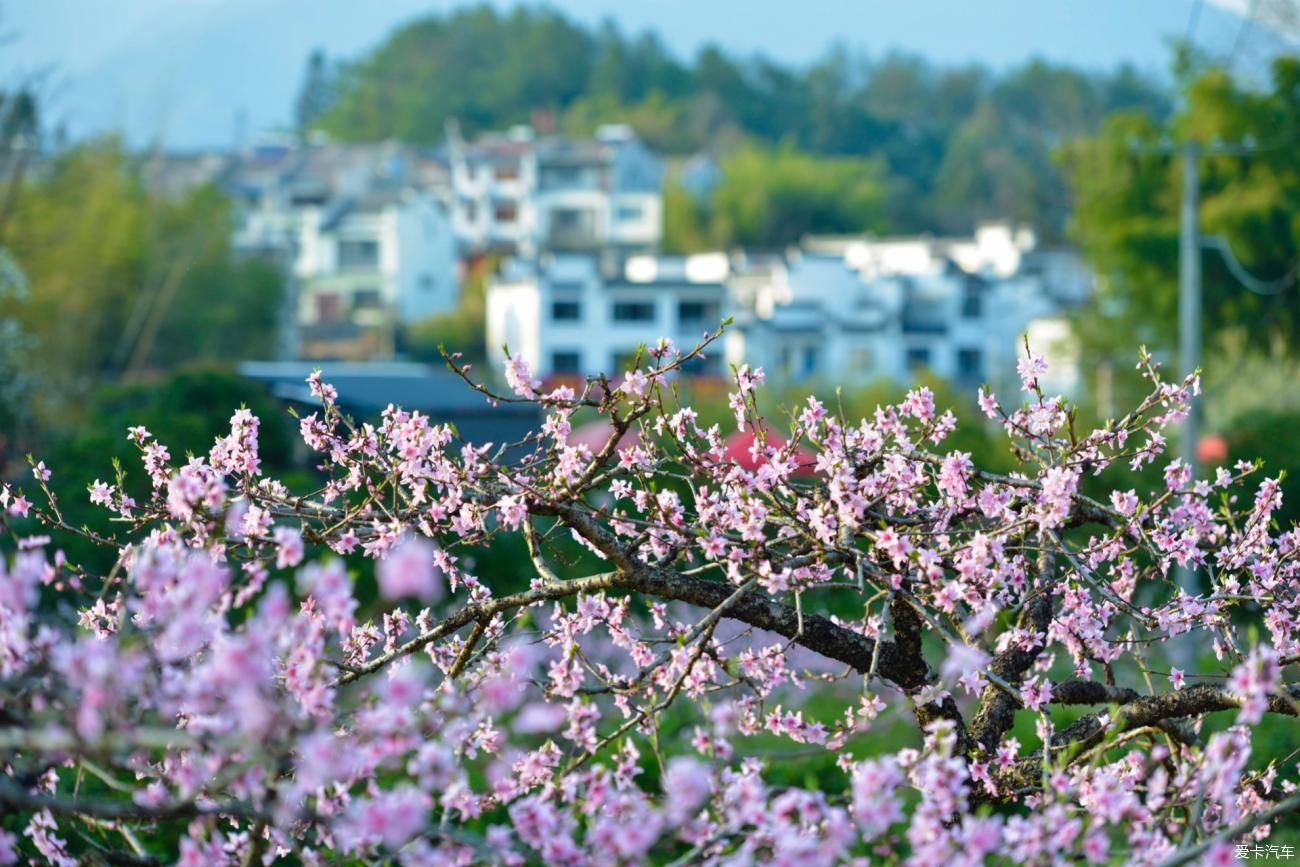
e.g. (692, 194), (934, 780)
(311, 6), (1169, 235)
(0, 139), (284, 438)
(294, 49), (337, 137)
(661, 177), (715, 253)
(401, 255), (494, 369)
(320, 6), (596, 143)
(1062, 58), (1300, 364)
(709, 144), (886, 248)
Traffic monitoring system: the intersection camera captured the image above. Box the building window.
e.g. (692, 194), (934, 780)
(678, 300), (720, 328)
(494, 164), (520, 181)
(617, 204), (644, 221)
(907, 346), (931, 371)
(337, 239), (379, 270)
(800, 346), (819, 377)
(612, 301), (655, 323)
(493, 202), (518, 223)
(961, 283), (982, 318)
(552, 351), (581, 374)
(353, 289), (383, 310)
(552, 208), (585, 229)
(463, 200), (478, 221)
(551, 299), (582, 321)
(958, 347), (982, 381)
(681, 355), (722, 376)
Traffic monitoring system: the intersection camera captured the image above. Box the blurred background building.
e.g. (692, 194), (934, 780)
(2, 0), (1299, 512)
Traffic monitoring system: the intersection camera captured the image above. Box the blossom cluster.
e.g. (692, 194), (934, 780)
(0, 330), (1297, 865)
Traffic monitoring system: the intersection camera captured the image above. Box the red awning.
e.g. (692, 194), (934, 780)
(722, 427), (818, 476)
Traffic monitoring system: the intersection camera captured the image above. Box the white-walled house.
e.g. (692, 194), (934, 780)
(447, 126), (539, 256)
(450, 125), (664, 257)
(295, 189), (458, 359)
(484, 222), (1091, 394)
(732, 222), (1092, 397)
(486, 252), (729, 381)
(534, 125), (663, 255)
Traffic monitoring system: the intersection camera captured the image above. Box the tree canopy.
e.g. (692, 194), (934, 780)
(1, 332), (1298, 864)
(312, 5), (1170, 237)
(667, 144), (888, 252)
(0, 140), (285, 448)
(1063, 57), (1300, 363)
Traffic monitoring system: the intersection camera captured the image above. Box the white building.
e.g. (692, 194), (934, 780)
(486, 252), (729, 381)
(218, 137), (450, 259)
(447, 125), (538, 256)
(484, 222), (1091, 394)
(732, 222), (1092, 396)
(295, 188), (458, 359)
(450, 124), (664, 257)
(144, 137), (458, 361)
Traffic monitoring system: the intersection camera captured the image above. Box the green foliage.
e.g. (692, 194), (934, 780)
(294, 48), (338, 136)
(318, 6), (596, 142)
(709, 144), (887, 248)
(0, 139), (285, 439)
(312, 5), (1169, 236)
(30, 367), (300, 572)
(401, 255), (493, 369)
(1063, 58), (1300, 365)
(661, 178), (716, 254)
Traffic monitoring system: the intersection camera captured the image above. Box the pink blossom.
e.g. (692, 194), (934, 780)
(88, 479), (114, 507)
(504, 352), (541, 399)
(619, 368), (650, 397)
(345, 786), (432, 850)
(377, 535), (444, 603)
(1017, 351), (1047, 392)
(273, 526), (304, 569)
(1020, 676), (1052, 711)
(1110, 489), (1139, 515)
(663, 756), (713, 822)
(941, 642), (990, 685)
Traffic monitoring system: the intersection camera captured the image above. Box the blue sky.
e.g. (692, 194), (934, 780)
(0, 0), (1285, 149)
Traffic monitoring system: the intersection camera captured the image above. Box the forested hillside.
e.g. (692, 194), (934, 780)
(308, 5), (1171, 237)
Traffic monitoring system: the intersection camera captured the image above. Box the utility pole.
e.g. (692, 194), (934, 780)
(1130, 133), (1285, 597)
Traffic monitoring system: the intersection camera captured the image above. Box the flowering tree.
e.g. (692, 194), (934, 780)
(1, 328), (1298, 866)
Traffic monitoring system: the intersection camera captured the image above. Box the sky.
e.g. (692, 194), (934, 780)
(0, 0), (1289, 149)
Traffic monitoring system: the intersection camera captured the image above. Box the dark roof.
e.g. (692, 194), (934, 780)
(537, 138), (610, 166)
(318, 188), (411, 230)
(239, 361), (543, 448)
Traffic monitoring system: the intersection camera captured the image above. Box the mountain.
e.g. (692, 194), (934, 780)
(0, 0), (1289, 149)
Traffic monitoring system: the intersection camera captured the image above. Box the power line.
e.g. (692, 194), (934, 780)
(1202, 233), (1297, 295)
(1126, 132), (1297, 594)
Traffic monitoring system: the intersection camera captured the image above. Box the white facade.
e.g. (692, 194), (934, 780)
(487, 253), (729, 381)
(451, 124), (664, 257)
(733, 222), (1093, 397)
(484, 222), (1091, 395)
(448, 126), (539, 256)
(295, 190), (458, 351)
(222, 138), (450, 259)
